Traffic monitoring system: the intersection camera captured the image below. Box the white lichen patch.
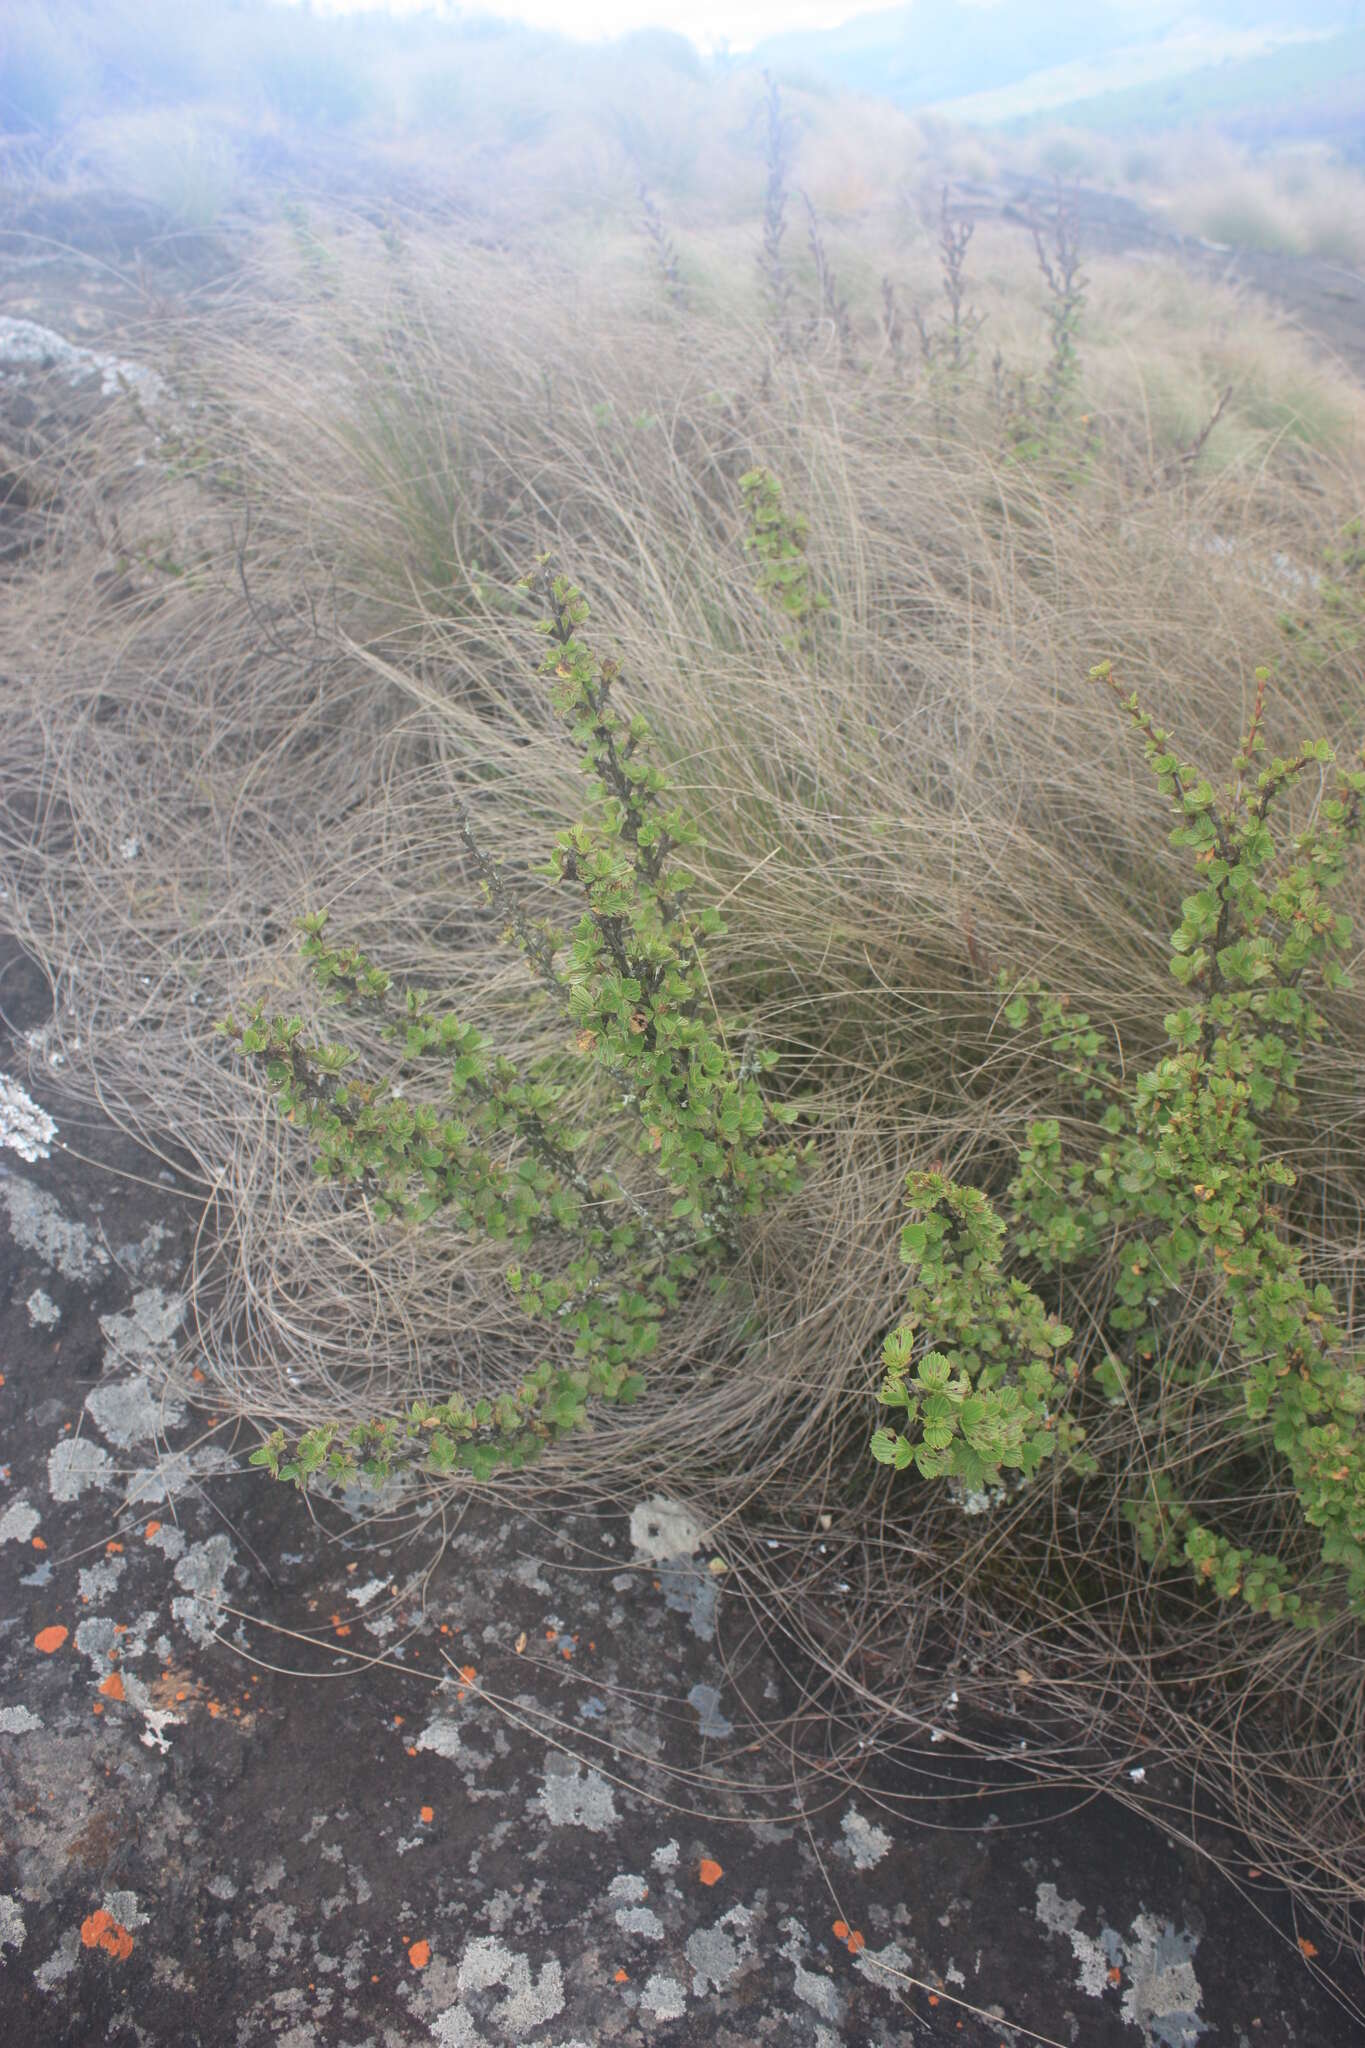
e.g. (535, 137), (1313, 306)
(777, 1916), (843, 2031)
(854, 1937), (916, 1993)
(0, 1498), (41, 1545)
(34, 1928), (79, 1989)
(638, 1972), (687, 2022)
(345, 1574), (389, 1609)
(1035, 1884), (1117, 1998)
(614, 1905), (665, 1940)
(779, 1919), (844, 2025)
(538, 1758), (618, 1832)
(171, 1533), (237, 1644)
(0, 1174), (106, 1279)
(0, 1893), (25, 1956)
(103, 1889), (149, 1931)
(1035, 1885), (1207, 2047)
(140, 1707), (183, 1753)
(78, 1553), (127, 1602)
(685, 1907), (755, 1995)
(0, 1705), (42, 1734)
(86, 1375), (186, 1448)
(125, 1447), (194, 1507)
(47, 1436), (115, 1502)
(652, 1838), (680, 1872)
(450, 1936), (567, 2038)
(1123, 1915), (1207, 2048)
(100, 1285), (186, 1369)
(416, 1716), (463, 1760)
(841, 1805), (893, 1870)
(73, 1615), (122, 1669)
(0, 1075), (57, 1161)
(629, 1494), (707, 1563)
(25, 1288), (60, 1328)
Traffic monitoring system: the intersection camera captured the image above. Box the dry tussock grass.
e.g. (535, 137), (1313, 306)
(2, 200), (1364, 1956)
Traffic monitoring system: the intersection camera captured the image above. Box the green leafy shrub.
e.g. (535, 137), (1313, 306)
(224, 570), (806, 1489)
(873, 663), (1365, 1623)
(739, 467), (828, 649)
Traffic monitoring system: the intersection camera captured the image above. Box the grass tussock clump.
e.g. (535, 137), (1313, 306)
(2, 170), (1365, 1955)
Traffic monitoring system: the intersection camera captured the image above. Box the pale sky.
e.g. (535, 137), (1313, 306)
(300, 1), (911, 56)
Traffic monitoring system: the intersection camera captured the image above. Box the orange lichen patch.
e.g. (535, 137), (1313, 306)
(98, 1673), (125, 1702)
(1298, 1937), (1319, 1959)
(81, 1909), (134, 1961)
(35, 1625), (68, 1654)
(105, 1540), (124, 1554)
(698, 1859), (723, 1887)
(614, 1968), (629, 1983)
(191, 1367), (205, 1382)
(31, 1535), (47, 1551)
(406, 1744), (418, 1757)
(846, 1930), (865, 1955)
(92, 1702), (104, 1716)
(1107, 1966), (1123, 1987)
(832, 1920), (849, 1941)
(927, 1993), (940, 2007)
(393, 1715), (404, 1727)
(458, 1665), (477, 1684)
(408, 1939), (431, 1970)
(420, 1805), (434, 1824)
(144, 1522), (162, 1540)
(561, 1646), (573, 1660)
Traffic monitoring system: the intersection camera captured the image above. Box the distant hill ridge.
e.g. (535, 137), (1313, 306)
(743, 2), (1362, 115)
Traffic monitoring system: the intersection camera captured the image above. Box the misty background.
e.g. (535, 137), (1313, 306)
(2, 2), (1364, 262)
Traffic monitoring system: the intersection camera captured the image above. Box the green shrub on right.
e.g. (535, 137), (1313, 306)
(874, 664), (1365, 1625)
